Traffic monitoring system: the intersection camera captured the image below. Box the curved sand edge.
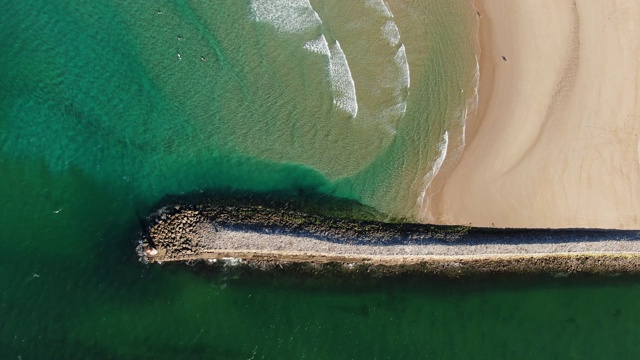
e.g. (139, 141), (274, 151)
(426, 0), (640, 229)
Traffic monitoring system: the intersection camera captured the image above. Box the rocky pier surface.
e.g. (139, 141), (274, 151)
(137, 201), (640, 276)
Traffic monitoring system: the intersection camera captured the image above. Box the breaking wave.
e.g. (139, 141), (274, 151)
(416, 131), (449, 210)
(329, 41), (358, 117)
(303, 35), (358, 117)
(365, 0), (393, 18)
(395, 44), (410, 89)
(250, 0), (321, 33)
(303, 34), (330, 55)
(382, 20), (401, 46)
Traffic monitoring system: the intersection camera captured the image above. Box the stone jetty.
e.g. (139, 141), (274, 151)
(137, 201), (640, 276)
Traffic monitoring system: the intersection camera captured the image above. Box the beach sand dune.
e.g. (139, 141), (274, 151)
(426, 0), (640, 229)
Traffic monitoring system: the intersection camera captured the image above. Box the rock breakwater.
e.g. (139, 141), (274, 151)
(137, 200), (640, 276)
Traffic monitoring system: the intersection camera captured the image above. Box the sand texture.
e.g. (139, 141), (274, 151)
(426, 0), (640, 229)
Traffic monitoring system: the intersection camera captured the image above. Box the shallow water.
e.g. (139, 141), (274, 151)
(0, 0), (478, 218)
(1, 1), (638, 358)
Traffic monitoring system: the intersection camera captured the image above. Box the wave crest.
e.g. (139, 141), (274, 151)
(303, 35), (330, 55)
(365, 0), (393, 18)
(329, 41), (358, 117)
(382, 21), (400, 46)
(250, 0), (321, 33)
(417, 131), (449, 210)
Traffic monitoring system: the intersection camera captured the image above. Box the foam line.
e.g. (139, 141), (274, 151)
(365, 0), (393, 18)
(329, 41), (358, 117)
(463, 56), (480, 147)
(395, 44), (410, 89)
(417, 131), (449, 209)
(382, 20), (400, 46)
(303, 35), (330, 55)
(250, 0), (321, 33)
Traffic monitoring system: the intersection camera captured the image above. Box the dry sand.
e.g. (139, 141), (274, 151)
(424, 0), (640, 229)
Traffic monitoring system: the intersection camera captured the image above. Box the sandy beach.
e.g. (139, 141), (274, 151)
(425, 0), (640, 229)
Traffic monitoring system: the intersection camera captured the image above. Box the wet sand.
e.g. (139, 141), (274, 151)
(426, 0), (640, 229)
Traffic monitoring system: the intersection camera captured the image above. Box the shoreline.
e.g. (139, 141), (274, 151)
(418, 1), (483, 222)
(138, 203), (640, 276)
(426, 0), (640, 229)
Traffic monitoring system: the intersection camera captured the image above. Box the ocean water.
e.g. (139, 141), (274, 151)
(1, 0), (639, 358)
(0, 0), (478, 218)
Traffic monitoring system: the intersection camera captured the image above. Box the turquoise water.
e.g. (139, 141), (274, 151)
(0, 0), (478, 218)
(1, 1), (639, 358)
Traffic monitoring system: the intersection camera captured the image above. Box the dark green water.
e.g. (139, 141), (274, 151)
(1, 1), (639, 358)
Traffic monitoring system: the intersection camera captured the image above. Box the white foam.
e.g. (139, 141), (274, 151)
(221, 257), (244, 266)
(383, 44), (410, 122)
(382, 21), (400, 46)
(416, 131), (449, 210)
(391, 101), (407, 116)
(250, 0), (321, 33)
(463, 56), (480, 147)
(329, 41), (358, 117)
(382, 101), (407, 119)
(394, 44), (410, 89)
(303, 35), (330, 55)
(456, 55), (480, 148)
(303, 36), (358, 117)
(378, 101), (407, 133)
(365, 0), (393, 18)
